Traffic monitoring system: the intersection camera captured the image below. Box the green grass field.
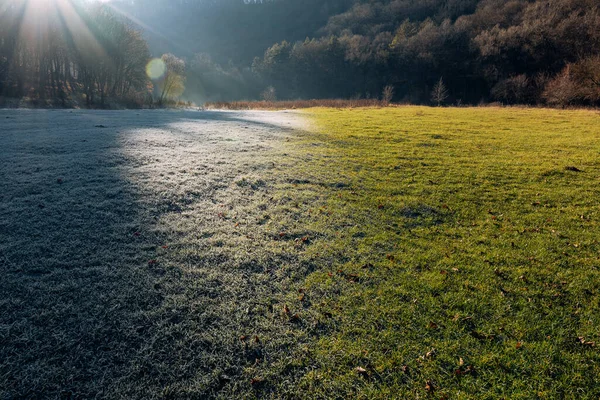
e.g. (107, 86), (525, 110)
(1, 107), (599, 399)
(265, 107), (600, 399)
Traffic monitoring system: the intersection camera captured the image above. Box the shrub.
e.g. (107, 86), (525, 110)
(492, 74), (532, 104)
(382, 85), (394, 105)
(431, 77), (449, 106)
(543, 67), (579, 107)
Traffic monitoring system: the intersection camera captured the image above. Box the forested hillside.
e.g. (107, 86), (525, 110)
(1, 0), (599, 106)
(111, 0), (600, 105)
(0, 0), (151, 107)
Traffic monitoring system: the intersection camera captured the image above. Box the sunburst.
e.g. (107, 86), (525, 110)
(9, 0), (108, 62)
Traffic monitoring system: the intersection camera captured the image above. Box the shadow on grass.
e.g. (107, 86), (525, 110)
(0, 109), (308, 399)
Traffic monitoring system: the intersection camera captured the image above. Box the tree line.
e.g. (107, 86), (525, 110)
(2, 0), (599, 107)
(0, 0), (161, 107)
(117, 0), (600, 106)
(249, 0), (600, 106)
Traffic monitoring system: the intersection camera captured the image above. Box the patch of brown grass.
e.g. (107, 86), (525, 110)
(204, 99), (385, 110)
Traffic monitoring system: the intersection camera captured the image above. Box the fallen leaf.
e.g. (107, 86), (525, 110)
(455, 364), (476, 376)
(250, 377), (263, 386)
(425, 380), (435, 392)
(577, 337), (595, 347)
(427, 322), (439, 329)
(283, 304), (290, 315)
(516, 341), (523, 349)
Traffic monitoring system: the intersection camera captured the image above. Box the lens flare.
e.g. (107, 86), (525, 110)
(146, 58), (166, 80)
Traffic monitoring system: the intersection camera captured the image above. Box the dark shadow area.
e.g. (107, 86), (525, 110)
(0, 109), (306, 399)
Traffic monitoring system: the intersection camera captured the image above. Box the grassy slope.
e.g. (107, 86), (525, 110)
(267, 107), (600, 399)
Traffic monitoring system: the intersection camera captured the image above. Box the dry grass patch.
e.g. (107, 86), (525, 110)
(205, 99), (385, 110)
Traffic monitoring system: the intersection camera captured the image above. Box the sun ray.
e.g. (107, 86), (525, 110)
(102, 2), (191, 55)
(55, 0), (108, 60)
(14, 0), (107, 62)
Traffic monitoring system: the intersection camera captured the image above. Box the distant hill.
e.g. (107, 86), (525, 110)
(1, 0), (598, 105)
(111, 0), (600, 105)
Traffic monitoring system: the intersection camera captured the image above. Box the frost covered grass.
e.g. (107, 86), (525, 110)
(1, 107), (599, 399)
(0, 109), (314, 399)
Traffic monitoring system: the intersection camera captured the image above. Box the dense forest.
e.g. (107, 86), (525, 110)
(1, 0), (599, 106)
(0, 0), (152, 106)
